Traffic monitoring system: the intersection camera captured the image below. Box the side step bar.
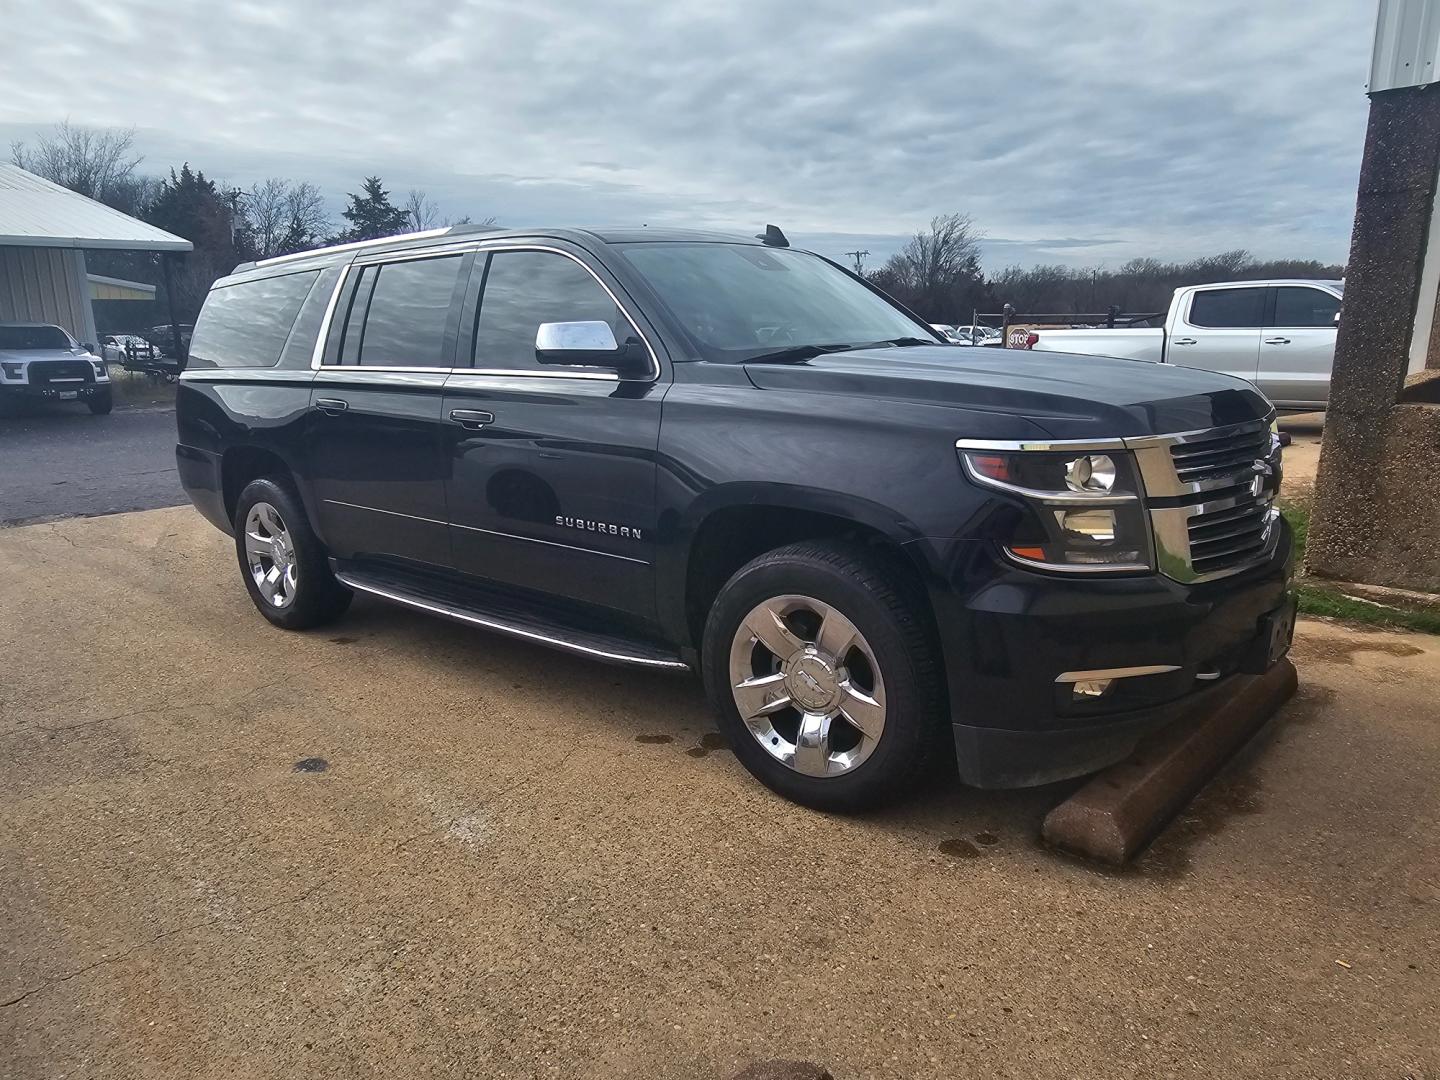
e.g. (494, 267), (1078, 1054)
(332, 566), (691, 671)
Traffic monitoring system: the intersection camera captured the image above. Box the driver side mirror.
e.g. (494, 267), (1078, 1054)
(82, 342), (97, 354)
(535, 321), (651, 378)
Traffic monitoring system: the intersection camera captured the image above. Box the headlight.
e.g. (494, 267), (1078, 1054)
(1, 362), (22, 380)
(958, 444), (1152, 572)
(92, 360), (108, 379)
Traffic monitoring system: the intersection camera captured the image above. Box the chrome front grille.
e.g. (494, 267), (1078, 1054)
(1130, 419), (1283, 584)
(1169, 426), (1273, 487)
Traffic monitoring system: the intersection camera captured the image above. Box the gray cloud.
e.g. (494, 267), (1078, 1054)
(1, 0), (1373, 268)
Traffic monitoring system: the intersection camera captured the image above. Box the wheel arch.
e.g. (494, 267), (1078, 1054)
(220, 445), (302, 529)
(673, 485), (934, 653)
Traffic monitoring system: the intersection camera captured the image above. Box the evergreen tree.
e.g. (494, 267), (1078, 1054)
(339, 176), (410, 241)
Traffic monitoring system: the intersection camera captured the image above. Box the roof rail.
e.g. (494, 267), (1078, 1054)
(247, 226), (456, 271)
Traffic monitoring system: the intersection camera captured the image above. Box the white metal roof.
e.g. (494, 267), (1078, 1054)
(0, 162), (192, 252)
(1371, 0), (1440, 92)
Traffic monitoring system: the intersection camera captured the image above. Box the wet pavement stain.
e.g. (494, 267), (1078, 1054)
(634, 733), (673, 744)
(939, 837), (981, 859)
(328, 636), (358, 645)
(974, 831), (1000, 846)
(1133, 769), (1265, 877)
(729, 1062), (834, 1080)
(1290, 636), (1423, 666)
(292, 757), (329, 773)
(1284, 683), (1337, 723)
(686, 732), (730, 758)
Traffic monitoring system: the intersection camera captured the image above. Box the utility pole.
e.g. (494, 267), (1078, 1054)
(844, 249), (870, 275)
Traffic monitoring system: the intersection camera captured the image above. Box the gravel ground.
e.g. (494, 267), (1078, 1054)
(1, 507), (1436, 1079)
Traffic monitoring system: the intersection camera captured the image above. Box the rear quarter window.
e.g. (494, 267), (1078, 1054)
(1186, 288), (1264, 329)
(188, 269), (321, 369)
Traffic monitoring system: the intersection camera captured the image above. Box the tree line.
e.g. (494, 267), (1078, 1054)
(12, 122), (1343, 331)
(10, 122), (491, 325)
(863, 214), (1343, 326)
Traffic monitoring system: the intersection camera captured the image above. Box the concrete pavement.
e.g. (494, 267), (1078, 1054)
(1, 507), (1437, 1079)
(0, 403), (182, 526)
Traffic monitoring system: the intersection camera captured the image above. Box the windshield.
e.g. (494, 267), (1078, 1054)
(615, 242), (933, 362)
(0, 324), (73, 350)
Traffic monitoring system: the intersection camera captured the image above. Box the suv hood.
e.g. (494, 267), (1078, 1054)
(743, 346), (1272, 438)
(0, 347), (91, 364)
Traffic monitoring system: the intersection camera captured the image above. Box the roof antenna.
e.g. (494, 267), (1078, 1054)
(756, 224), (789, 248)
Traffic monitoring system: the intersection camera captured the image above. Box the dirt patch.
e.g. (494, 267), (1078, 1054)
(1290, 636), (1424, 665)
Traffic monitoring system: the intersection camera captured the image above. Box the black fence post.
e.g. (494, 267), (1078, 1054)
(1001, 303), (1015, 349)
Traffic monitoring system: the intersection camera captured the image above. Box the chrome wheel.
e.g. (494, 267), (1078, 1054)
(243, 501), (299, 609)
(727, 594), (886, 777)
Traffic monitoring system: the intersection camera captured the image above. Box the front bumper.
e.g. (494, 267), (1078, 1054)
(910, 519), (1294, 788)
(1, 383), (109, 400)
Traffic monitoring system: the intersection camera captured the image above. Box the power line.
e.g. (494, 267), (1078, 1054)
(844, 249), (870, 274)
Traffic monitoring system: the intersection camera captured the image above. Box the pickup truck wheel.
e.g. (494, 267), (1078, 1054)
(702, 540), (943, 811)
(233, 478), (351, 630)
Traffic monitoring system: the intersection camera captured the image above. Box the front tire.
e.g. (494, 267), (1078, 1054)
(87, 389), (113, 415)
(233, 478), (351, 630)
(701, 540), (945, 811)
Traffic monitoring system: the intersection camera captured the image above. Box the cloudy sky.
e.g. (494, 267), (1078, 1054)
(2, 0), (1376, 270)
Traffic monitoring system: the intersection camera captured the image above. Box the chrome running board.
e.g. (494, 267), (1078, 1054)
(332, 565), (691, 671)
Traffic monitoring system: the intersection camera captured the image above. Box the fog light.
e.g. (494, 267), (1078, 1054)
(1058, 508), (1117, 542)
(1072, 679), (1113, 699)
(1064, 454), (1117, 493)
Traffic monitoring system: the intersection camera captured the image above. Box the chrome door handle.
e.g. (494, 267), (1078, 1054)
(1172, 337), (1198, 345)
(315, 397), (348, 414)
(450, 409), (494, 429)
(1264, 337), (1291, 345)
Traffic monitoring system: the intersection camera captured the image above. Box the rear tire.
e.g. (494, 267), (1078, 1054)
(233, 477), (351, 630)
(701, 539), (946, 811)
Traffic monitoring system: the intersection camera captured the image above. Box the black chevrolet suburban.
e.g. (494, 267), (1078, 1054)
(176, 225), (1294, 809)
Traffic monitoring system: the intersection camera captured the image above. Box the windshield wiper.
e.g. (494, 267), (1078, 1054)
(744, 343), (856, 364)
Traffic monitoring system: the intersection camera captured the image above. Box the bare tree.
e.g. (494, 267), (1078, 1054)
(868, 213), (988, 320)
(244, 178), (331, 259)
(11, 121), (147, 213)
(404, 188), (496, 232)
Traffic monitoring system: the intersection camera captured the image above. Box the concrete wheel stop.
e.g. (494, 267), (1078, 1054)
(1041, 659), (1299, 865)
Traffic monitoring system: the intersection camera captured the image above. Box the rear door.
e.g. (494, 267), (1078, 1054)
(1260, 285), (1339, 408)
(441, 245), (665, 619)
(1169, 286), (1264, 384)
(306, 249), (472, 568)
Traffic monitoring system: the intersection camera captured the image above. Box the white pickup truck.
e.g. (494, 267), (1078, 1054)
(1028, 278), (1342, 411)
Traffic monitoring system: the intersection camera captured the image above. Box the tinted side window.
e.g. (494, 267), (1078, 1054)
(188, 270), (319, 369)
(1272, 287), (1340, 328)
(277, 266), (341, 368)
(1187, 288), (1264, 329)
(352, 255), (465, 368)
(473, 251), (627, 370)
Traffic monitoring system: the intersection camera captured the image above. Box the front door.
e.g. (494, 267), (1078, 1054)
(1170, 286), (1264, 385)
(306, 250), (472, 568)
(1259, 285), (1339, 408)
(441, 247), (665, 620)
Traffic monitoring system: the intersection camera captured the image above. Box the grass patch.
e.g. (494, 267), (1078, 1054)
(1281, 500), (1440, 635)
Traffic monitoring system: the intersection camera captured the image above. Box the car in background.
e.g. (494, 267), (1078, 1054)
(0, 322), (112, 415)
(145, 323), (194, 358)
(929, 323), (964, 343)
(954, 324), (1001, 346)
(1027, 279), (1341, 410)
(100, 333), (154, 364)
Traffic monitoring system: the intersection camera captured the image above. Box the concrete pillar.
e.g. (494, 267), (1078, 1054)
(1307, 83), (1440, 590)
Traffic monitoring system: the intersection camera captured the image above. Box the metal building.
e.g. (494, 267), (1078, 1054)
(0, 162), (190, 346)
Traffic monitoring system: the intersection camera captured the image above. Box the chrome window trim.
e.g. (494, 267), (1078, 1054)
(310, 243), (661, 382)
(179, 368), (319, 383)
(463, 243), (660, 381)
(1055, 664), (1181, 684)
